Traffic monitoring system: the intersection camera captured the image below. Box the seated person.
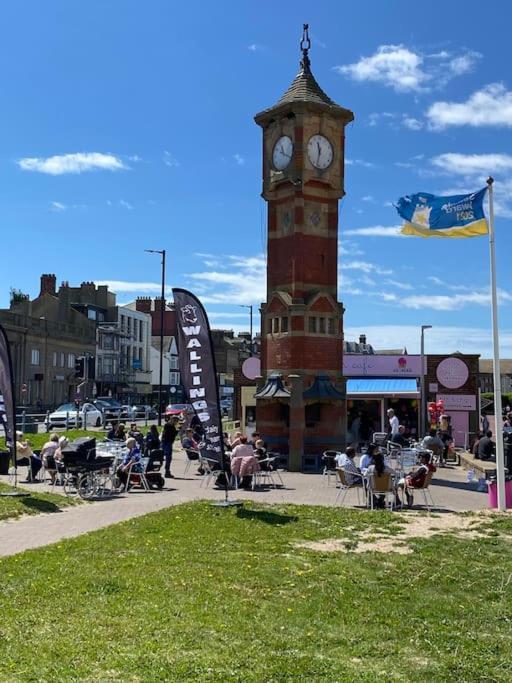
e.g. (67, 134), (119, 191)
(365, 450), (397, 509)
(115, 424), (126, 441)
(335, 446), (362, 485)
(254, 439), (272, 470)
(248, 431), (266, 448)
(16, 431), (42, 482)
(390, 425), (410, 448)
(230, 431), (243, 449)
(106, 422), (117, 440)
(398, 452), (436, 507)
(421, 429), (445, 464)
(40, 432), (60, 483)
(359, 443), (378, 473)
(472, 432), (483, 456)
(477, 430), (495, 461)
(145, 425), (161, 453)
(181, 428), (199, 452)
(128, 422), (145, 448)
(231, 436), (259, 488)
(116, 437), (144, 488)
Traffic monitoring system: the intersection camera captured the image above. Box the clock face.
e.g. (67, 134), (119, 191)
(307, 134), (333, 170)
(272, 135), (293, 170)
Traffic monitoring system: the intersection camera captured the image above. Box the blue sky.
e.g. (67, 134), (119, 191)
(2, 0), (512, 356)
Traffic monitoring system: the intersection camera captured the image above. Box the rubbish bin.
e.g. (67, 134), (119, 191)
(488, 479), (512, 509)
(0, 450), (11, 475)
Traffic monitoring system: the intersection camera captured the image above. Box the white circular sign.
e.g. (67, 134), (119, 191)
(436, 357), (469, 389)
(242, 357), (261, 380)
(170, 387), (177, 394)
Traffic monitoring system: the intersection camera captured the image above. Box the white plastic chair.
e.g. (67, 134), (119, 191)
(199, 456), (224, 488)
(252, 457), (283, 489)
(124, 457), (151, 492)
(334, 468), (366, 507)
(322, 450), (341, 486)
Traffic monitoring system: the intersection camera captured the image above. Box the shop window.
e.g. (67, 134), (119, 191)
(309, 317), (317, 333)
(281, 316), (289, 333)
(319, 317), (326, 334)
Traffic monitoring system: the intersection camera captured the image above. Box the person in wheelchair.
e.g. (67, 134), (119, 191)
(116, 437), (143, 489)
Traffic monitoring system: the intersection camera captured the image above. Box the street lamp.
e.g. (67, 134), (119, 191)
(239, 305), (253, 355)
(420, 325), (432, 437)
(145, 249), (166, 426)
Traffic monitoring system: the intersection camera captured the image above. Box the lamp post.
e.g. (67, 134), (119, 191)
(145, 249), (166, 426)
(420, 325), (432, 437)
(239, 304), (253, 354)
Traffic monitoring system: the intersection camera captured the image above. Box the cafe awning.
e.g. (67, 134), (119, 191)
(346, 378), (419, 398)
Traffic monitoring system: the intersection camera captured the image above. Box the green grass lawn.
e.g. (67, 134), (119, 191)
(0, 482), (79, 521)
(0, 502), (511, 682)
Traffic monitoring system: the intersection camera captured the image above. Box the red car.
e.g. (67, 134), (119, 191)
(165, 403), (193, 417)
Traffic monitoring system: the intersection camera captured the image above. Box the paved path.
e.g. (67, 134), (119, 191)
(0, 449), (490, 558)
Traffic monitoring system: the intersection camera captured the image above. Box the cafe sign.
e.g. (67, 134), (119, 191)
(436, 357), (469, 389)
(437, 394), (476, 411)
(343, 355), (424, 377)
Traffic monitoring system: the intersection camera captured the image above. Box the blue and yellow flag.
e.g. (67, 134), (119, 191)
(395, 187), (488, 238)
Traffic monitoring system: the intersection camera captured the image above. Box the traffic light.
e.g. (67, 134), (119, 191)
(74, 356), (85, 379)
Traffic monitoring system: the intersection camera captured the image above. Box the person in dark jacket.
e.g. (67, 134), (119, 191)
(161, 416), (178, 478)
(477, 431), (495, 460)
(145, 425), (161, 453)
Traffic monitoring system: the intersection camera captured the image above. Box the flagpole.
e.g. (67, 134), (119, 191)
(487, 177), (506, 511)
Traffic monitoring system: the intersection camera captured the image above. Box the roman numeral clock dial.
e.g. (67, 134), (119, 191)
(272, 135), (293, 170)
(307, 134), (333, 170)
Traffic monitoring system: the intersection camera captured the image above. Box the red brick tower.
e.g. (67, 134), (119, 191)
(254, 26), (354, 470)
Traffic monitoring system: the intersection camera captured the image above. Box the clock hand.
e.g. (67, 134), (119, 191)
(317, 141), (321, 162)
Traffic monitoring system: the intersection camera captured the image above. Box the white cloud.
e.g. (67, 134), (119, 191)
(341, 260), (393, 275)
(50, 201), (66, 212)
(119, 199), (133, 210)
(248, 43), (266, 52)
(402, 116), (423, 131)
(128, 155), (143, 162)
(384, 279), (413, 291)
(400, 288), (512, 311)
(346, 158), (376, 168)
(233, 153), (245, 166)
(427, 83), (512, 129)
(431, 152), (512, 176)
(344, 225), (404, 238)
(189, 254), (266, 305)
(344, 325), (512, 356)
(96, 280), (173, 295)
(335, 45), (480, 94)
(335, 45), (427, 92)
(163, 150), (180, 168)
(361, 195), (375, 203)
(18, 152), (127, 175)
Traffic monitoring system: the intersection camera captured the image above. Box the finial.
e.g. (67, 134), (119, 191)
(300, 23), (311, 71)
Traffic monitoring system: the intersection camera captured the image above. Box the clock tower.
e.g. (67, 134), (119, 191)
(254, 25), (354, 470)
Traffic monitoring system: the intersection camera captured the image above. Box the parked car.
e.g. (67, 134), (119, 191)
(131, 404), (158, 419)
(165, 403), (194, 417)
(93, 398), (123, 421)
(49, 402), (103, 428)
(120, 405), (134, 419)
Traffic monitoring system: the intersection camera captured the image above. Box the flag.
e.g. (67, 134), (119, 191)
(0, 323), (16, 452)
(172, 288), (225, 468)
(396, 187), (488, 238)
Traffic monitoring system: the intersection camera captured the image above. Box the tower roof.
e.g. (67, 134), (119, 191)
(255, 24), (354, 124)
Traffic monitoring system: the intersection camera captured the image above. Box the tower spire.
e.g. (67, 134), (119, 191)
(300, 23), (311, 72)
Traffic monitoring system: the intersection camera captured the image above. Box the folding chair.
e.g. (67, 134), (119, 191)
(184, 449), (201, 475)
(199, 456), (224, 488)
(368, 473), (396, 511)
(405, 471), (435, 512)
(252, 457), (283, 489)
(125, 457), (151, 492)
(322, 451), (340, 486)
(334, 468), (365, 507)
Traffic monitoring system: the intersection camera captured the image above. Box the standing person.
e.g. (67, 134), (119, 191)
(387, 409), (399, 440)
(481, 413), (490, 434)
(161, 416), (178, 478)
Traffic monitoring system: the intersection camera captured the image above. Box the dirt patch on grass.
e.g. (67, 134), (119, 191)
(298, 512), (494, 555)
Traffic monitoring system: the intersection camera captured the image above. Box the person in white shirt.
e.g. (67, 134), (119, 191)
(387, 409), (399, 439)
(359, 443), (379, 473)
(335, 446), (362, 486)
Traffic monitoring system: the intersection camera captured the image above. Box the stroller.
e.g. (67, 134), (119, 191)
(61, 437), (116, 498)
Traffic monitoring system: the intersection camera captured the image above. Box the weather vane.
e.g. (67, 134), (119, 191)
(300, 23), (311, 70)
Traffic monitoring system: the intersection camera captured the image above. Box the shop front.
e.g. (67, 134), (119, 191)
(343, 355), (423, 445)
